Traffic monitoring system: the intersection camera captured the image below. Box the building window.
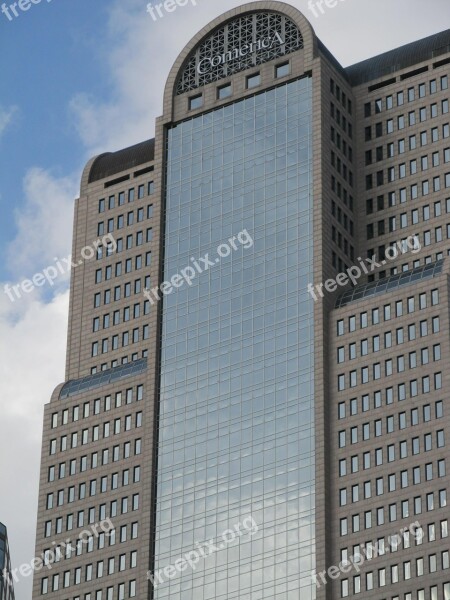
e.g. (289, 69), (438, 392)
(189, 94), (203, 110)
(275, 62), (290, 78)
(246, 73), (261, 89)
(217, 83), (232, 100)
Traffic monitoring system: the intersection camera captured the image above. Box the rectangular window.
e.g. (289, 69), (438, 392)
(275, 62), (290, 78)
(189, 94), (203, 110)
(217, 83), (232, 100)
(246, 73), (261, 89)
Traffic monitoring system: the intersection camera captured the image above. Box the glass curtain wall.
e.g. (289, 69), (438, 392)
(155, 77), (315, 600)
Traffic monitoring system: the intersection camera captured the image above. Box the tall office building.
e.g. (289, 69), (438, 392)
(32, 2), (450, 599)
(0, 523), (15, 600)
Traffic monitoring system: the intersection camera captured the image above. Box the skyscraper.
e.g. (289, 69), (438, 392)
(32, 2), (450, 599)
(0, 523), (15, 600)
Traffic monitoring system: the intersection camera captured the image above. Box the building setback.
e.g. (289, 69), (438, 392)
(32, 2), (450, 599)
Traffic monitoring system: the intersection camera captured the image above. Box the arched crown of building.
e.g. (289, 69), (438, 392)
(164, 1), (316, 106)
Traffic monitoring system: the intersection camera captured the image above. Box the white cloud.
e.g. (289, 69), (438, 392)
(1, 165), (77, 600)
(6, 168), (78, 279)
(0, 290), (68, 424)
(0, 104), (18, 140)
(0, 290), (68, 600)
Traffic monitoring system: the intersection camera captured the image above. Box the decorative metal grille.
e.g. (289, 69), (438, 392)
(176, 12), (303, 95)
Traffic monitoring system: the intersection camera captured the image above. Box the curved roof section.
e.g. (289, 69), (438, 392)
(175, 11), (304, 95)
(346, 29), (450, 85)
(88, 139), (155, 184)
(163, 1), (317, 109)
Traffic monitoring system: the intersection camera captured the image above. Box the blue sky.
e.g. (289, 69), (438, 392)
(0, 0), (448, 598)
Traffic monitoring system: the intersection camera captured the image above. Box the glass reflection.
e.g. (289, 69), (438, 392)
(156, 77), (315, 600)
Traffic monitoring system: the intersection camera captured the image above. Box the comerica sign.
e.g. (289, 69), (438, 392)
(176, 12), (303, 94)
(197, 32), (285, 74)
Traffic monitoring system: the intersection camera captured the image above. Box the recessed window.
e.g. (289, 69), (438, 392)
(217, 83), (232, 100)
(189, 94), (203, 110)
(246, 73), (261, 89)
(275, 62), (290, 78)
